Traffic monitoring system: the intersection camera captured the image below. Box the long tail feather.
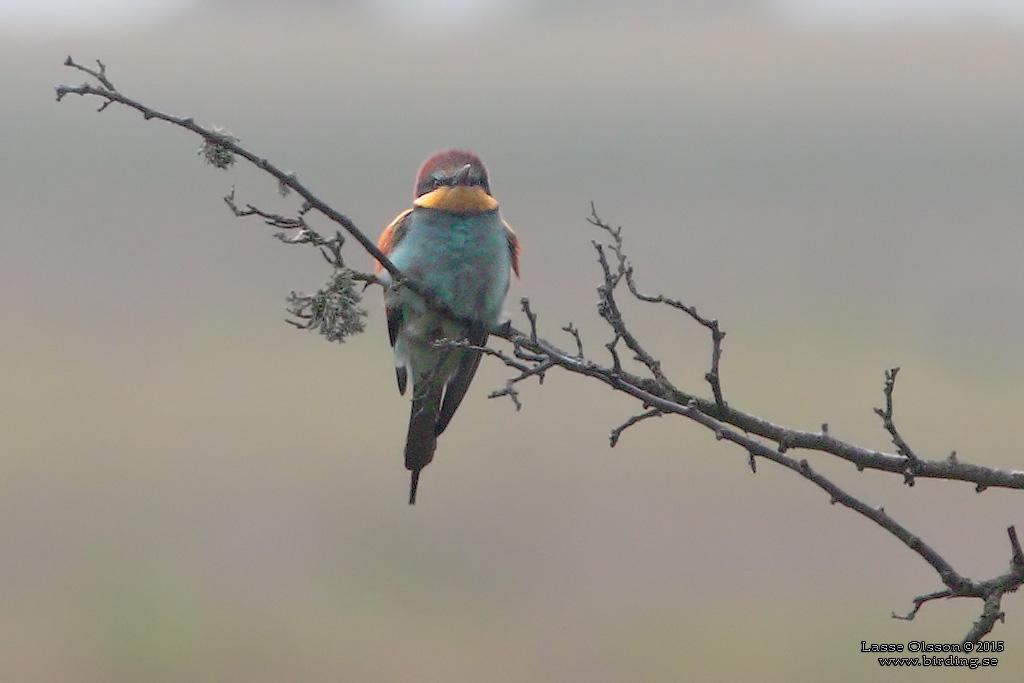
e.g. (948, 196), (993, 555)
(409, 469), (421, 505)
(405, 382), (441, 505)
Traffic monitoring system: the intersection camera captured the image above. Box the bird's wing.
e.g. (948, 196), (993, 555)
(434, 324), (488, 437)
(387, 307), (407, 395)
(434, 221), (519, 433)
(377, 208), (413, 273)
(380, 208), (414, 394)
(504, 219), (521, 278)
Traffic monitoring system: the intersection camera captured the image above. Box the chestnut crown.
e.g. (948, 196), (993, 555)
(414, 149), (491, 198)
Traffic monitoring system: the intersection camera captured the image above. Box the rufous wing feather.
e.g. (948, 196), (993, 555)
(376, 208), (413, 273)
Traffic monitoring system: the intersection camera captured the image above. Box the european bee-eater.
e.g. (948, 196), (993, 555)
(377, 149), (520, 505)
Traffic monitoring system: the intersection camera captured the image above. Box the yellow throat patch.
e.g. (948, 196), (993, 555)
(413, 185), (498, 214)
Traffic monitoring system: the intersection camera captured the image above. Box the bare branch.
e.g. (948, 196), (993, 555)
(589, 204), (728, 406)
(591, 230), (671, 387)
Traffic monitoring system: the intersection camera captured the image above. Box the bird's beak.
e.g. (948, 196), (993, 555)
(452, 163), (473, 185)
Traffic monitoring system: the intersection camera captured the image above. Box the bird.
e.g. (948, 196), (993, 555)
(377, 149), (520, 504)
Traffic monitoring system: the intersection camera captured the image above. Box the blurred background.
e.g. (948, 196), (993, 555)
(3, 0), (1024, 680)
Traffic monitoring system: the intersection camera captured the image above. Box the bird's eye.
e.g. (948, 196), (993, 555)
(431, 176), (444, 188)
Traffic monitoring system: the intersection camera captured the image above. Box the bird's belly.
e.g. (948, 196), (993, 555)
(391, 212), (511, 326)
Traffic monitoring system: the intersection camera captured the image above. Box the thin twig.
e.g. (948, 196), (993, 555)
(609, 409), (662, 447)
(591, 229), (670, 386)
(521, 297), (539, 343)
(589, 205), (728, 406)
(892, 589), (951, 621)
(873, 367), (921, 486)
(562, 322), (584, 357)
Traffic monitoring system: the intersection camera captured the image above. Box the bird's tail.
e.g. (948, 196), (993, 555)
(405, 383), (441, 505)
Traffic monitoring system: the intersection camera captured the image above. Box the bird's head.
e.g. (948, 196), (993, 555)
(412, 149), (498, 214)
